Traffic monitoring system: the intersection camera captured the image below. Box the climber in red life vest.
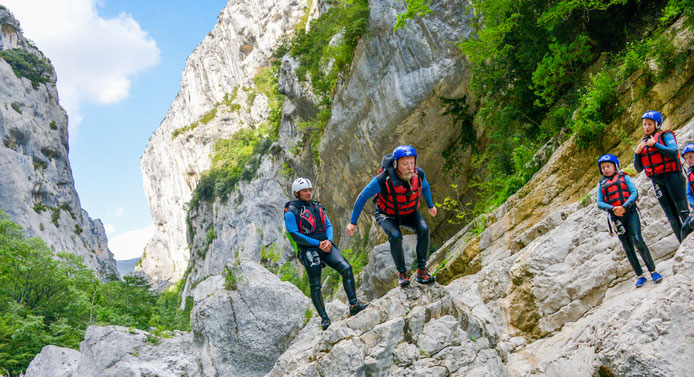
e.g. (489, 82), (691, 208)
(679, 143), (694, 240)
(346, 145), (437, 287)
(284, 177), (368, 331)
(596, 154), (662, 288)
(634, 110), (690, 243)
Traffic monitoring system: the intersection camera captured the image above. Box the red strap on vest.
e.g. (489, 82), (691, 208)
(600, 173), (630, 207)
(639, 131), (681, 177)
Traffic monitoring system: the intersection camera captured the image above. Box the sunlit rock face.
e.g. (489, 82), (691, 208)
(0, 6), (117, 278)
(138, 0), (308, 290)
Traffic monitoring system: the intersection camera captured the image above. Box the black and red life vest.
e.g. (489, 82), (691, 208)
(374, 166), (424, 217)
(639, 130), (682, 177)
(284, 200), (327, 239)
(600, 172), (631, 207)
(688, 167), (694, 198)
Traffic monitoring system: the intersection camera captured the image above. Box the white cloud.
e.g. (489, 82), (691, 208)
(115, 207), (125, 216)
(108, 223), (154, 260)
(104, 223), (116, 235)
(1, 0), (160, 130)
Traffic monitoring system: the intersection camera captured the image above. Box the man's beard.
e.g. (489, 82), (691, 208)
(399, 170), (414, 180)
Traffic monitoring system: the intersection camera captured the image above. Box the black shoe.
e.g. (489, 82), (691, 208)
(321, 317), (331, 331)
(415, 268), (435, 284)
(349, 302), (369, 317)
(398, 271), (410, 287)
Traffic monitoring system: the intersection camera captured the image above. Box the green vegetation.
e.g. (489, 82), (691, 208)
(0, 211), (190, 376)
(49, 121), (58, 130)
(0, 48), (54, 89)
(283, 0), (369, 164)
(439, 0), (691, 225)
(205, 225), (216, 245)
(171, 86), (244, 139)
(394, 0), (432, 31)
(223, 264), (243, 290)
(10, 102), (22, 114)
(189, 125), (275, 209)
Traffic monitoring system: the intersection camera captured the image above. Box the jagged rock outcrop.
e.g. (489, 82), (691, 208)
(139, 0), (309, 290)
(0, 6), (117, 277)
(24, 346), (81, 377)
(26, 260), (310, 377)
(268, 283), (510, 377)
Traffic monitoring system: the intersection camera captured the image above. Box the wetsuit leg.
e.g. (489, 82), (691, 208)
(663, 171), (690, 223)
(299, 248), (328, 320)
(614, 216), (643, 276)
(376, 214), (406, 273)
(400, 211), (430, 270)
(322, 246), (358, 306)
(623, 210), (656, 273)
(653, 174), (685, 242)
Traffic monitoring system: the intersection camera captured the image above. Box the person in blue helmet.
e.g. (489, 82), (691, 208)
(634, 110), (690, 242)
(346, 145), (437, 287)
(679, 143), (694, 240)
(284, 177), (368, 331)
(597, 154), (662, 287)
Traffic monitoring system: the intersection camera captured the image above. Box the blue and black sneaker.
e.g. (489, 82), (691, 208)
(651, 271), (663, 283)
(635, 276), (647, 288)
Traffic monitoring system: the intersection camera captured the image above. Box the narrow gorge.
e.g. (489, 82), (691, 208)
(5, 0), (694, 376)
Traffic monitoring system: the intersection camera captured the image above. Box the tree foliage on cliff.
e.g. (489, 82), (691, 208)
(0, 48), (54, 90)
(0, 211), (191, 376)
(445, 0), (689, 218)
(279, 0), (369, 164)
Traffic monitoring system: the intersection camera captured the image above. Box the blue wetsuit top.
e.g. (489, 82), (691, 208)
(596, 173), (638, 212)
(634, 132), (678, 173)
(349, 170), (434, 225)
(284, 209), (333, 247)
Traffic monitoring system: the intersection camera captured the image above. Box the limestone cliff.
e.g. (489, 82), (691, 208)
(138, 0), (308, 290)
(0, 6), (117, 277)
(25, 9), (694, 377)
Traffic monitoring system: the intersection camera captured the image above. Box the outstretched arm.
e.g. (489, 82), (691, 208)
(349, 178), (381, 225)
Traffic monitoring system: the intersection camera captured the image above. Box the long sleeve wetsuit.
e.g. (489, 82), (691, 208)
(350, 170), (434, 272)
(634, 132), (690, 242)
(596, 174), (655, 276)
(284, 205), (357, 319)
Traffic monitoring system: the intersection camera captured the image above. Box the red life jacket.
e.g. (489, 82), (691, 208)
(639, 130), (682, 177)
(600, 172), (631, 207)
(375, 167), (424, 217)
(688, 168), (694, 198)
(284, 200), (327, 237)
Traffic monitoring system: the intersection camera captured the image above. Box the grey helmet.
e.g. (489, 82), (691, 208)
(292, 177), (312, 194)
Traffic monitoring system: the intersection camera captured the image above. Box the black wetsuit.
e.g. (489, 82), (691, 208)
(611, 208), (656, 276)
(597, 173), (656, 276)
(375, 210), (430, 273)
(284, 200), (358, 321)
(635, 132), (690, 242)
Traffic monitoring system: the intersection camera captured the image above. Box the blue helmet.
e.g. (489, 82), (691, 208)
(641, 111), (663, 129)
(681, 143), (694, 158)
(393, 145), (417, 168)
(597, 154), (619, 173)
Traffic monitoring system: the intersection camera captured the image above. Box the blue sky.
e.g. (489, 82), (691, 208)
(1, 0), (227, 259)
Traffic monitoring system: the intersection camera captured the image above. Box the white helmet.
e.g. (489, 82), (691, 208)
(292, 177), (312, 194)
